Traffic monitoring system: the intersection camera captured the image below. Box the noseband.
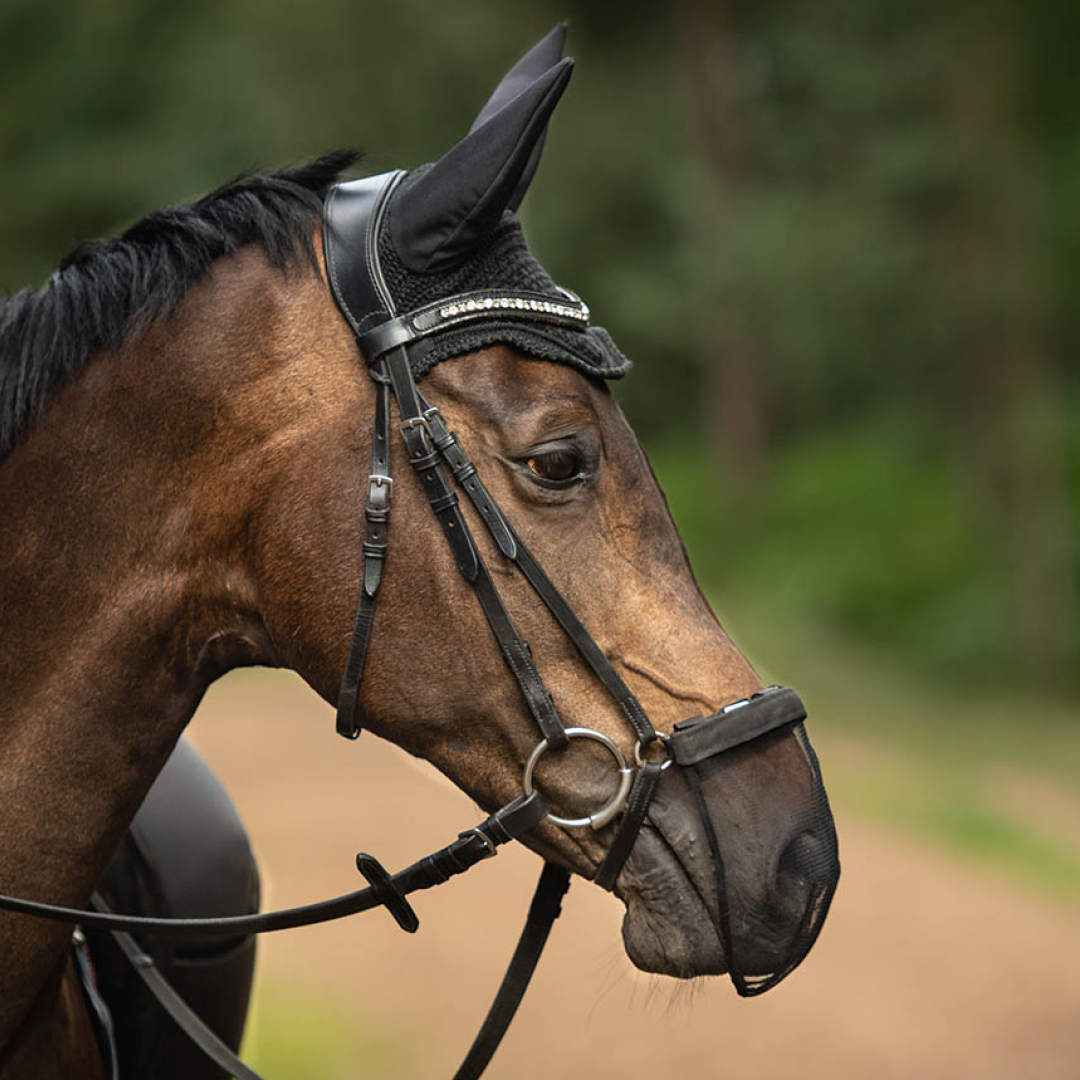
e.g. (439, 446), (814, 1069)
(0, 172), (817, 1080)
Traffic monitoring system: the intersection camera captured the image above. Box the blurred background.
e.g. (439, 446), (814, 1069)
(3, 1), (1078, 1077)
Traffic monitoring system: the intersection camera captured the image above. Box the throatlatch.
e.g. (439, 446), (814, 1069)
(0, 22), (838, 1080)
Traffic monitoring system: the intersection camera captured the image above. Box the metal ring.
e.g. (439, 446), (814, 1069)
(522, 728), (634, 831)
(633, 734), (674, 771)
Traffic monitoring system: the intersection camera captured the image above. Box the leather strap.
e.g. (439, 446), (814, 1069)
(384, 347), (568, 751)
(417, 394), (658, 746)
(452, 862), (571, 1080)
(419, 397), (656, 751)
(470, 564), (567, 749)
(511, 540), (656, 743)
(335, 376), (393, 738)
(424, 404), (516, 559)
(92, 861), (569, 1080)
(387, 346), (479, 579)
(684, 763), (747, 997)
(0, 795), (548, 937)
(592, 761), (664, 891)
(356, 852), (420, 933)
(358, 288), (590, 362)
(669, 687), (805, 767)
(72, 929), (119, 1080)
(95, 896), (265, 1080)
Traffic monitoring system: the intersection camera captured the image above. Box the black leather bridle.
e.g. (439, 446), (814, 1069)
(0, 171), (815, 1080)
(322, 170), (813, 910)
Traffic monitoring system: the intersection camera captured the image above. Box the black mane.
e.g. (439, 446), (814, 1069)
(0, 150), (359, 462)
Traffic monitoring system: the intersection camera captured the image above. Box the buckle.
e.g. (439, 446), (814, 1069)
(460, 827), (498, 860)
(367, 474), (392, 512)
(400, 415), (433, 439)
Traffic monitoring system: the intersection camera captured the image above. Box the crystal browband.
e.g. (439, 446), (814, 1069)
(438, 294), (589, 322)
(357, 288), (591, 363)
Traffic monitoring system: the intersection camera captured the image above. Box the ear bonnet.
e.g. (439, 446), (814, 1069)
(322, 24), (631, 381)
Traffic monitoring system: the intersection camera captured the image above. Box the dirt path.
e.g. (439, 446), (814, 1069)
(187, 671), (1080, 1080)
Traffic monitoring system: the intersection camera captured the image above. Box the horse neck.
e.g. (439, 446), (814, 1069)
(0, 245), (314, 1059)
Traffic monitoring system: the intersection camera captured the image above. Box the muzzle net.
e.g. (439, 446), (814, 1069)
(683, 721), (840, 996)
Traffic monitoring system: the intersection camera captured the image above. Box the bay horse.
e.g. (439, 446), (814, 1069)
(0, 25), (839, 1080)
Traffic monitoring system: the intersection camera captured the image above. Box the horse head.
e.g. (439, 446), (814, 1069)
(0, 25), (839, 1071)
(254, 25), (840, 986)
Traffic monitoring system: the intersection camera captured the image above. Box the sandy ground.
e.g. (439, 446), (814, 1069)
(186, 670), (1080, 1080)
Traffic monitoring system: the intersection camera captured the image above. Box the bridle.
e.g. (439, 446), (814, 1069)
(322, 169), (814, 904)
(0, 171), (820, 1080)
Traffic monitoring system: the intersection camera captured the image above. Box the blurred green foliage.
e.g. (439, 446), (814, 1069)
(243, 983), (412, 1079)
(1, 0), (1077, 694)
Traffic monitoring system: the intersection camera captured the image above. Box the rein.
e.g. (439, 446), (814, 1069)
(0, 171), (812, 1079)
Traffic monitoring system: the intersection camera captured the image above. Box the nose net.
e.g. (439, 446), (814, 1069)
(684, 721), (840, 997)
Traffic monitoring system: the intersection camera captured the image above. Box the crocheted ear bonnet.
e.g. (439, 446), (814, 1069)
(322, 24), (631, 382)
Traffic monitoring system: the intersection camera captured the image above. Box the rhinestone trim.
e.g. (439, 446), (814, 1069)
(437, 295), (591, 323)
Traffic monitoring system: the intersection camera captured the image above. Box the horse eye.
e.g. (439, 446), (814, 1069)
(526, 449), (581, 485)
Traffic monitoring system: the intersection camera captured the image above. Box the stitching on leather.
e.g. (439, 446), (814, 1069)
(324, 187), (358, 332)
(366, 173), (400, 318)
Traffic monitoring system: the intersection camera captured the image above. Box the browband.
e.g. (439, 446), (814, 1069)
(358, 288), (590, 362)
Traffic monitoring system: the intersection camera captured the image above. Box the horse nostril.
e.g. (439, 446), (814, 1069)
(778, 830), (827, 887)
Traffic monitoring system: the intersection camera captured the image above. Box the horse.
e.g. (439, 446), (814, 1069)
(0, 24), (839, 1080)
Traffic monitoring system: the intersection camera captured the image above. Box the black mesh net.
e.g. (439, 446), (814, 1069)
(378, 194), (632, 382)
(685, 721), (840, 996)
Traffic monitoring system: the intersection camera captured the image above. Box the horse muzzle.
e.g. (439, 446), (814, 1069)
(613, 710), (840, 989)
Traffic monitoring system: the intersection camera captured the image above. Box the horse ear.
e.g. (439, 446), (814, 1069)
(475, 22), (574, 210)
(390, 57), (573, 273)
(470, 24), (567, 133)
(469, 23), (567, 211)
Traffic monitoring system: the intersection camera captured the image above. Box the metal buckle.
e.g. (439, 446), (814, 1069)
(522, 727), (634, 831)
(420, 406), (452, 448)
(400, 415), (433, 440)
(367, 473), (392, 510)
(461, 828), (498, 859)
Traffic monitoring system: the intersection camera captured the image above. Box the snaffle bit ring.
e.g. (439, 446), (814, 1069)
(522, 727), (634, 830)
